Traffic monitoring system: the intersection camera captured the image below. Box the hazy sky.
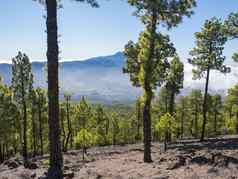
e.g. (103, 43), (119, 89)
(0, 0), (237, 62)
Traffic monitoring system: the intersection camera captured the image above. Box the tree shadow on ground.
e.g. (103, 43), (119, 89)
(169, 135), (238, 151)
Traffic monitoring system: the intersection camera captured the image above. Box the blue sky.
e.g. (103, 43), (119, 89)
(0, 0), (237, 62)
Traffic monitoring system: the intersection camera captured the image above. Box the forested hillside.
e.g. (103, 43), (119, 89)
(0, 0), (238, 179)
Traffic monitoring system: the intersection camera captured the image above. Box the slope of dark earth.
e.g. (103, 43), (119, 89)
(1, 136), (238, 179)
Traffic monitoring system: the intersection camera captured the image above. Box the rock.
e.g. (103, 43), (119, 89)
(152, 175), (169, 179)
(68, 151), (78, 156)
(7, 160), (19, 169)
(207, 167), (218, 173)
(38, 175), (47, 179)
(96, 174), (103, 179)
(190, 156), (210, 165)
(211, 154), (238, 168)
(27, 162), (38, 170)
(31, 172), (37, 178)
(18, 171), (32, 179)
(65, 159), (71, 164)
(63, 171), (74, 178)
(167, 156), (186, 170)
(14, 158), (23, 165)
(64, 165), (70, 170)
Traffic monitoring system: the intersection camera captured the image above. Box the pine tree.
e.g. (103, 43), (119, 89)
(11, 52), (33, 167)
(165, 55), (184, 115)
(224, 12), (238, 61)
(42, 0), (98, 176)
(0, 82), (19, 162)
(63, 93), (72, 152)
(75, 97), (92, 161)
(189, 17), (229, 141)
(176, 96), (189, 139)
(187, 89), (203, 138)
(125, 0), (195, 162)
(35, 88), (47, 156)
(135, 97), (142, 141)
(211, 94), (222, 135)
(224, 84), (238, 134)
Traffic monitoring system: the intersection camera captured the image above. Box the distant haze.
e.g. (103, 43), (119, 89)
(0, 52), (237, 103)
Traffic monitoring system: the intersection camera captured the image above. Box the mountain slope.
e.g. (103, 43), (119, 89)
(0, 52), (237, 103)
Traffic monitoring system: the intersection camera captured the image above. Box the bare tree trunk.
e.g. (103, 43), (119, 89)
(60, 109), (66, 152)
(236, 110), (238, 134)
(20, 67), (28, 167)
(143, 90), (153, 162)
(32, 107), (37, 157)
(135, 98), (141, 141)
(46, 0), (63, 178)
(201, 66), (210, 141)
(64, 99), (72, 152)
(38, 104), (44, 156)
(180, 102), (185, 139)
(214, 111), (217, 135)
(168, 89), (175, 141)
(142, 8), (157, 163)
(195, 104), (198, 138)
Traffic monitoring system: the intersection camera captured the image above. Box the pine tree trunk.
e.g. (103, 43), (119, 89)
(201, 66), (210, 141)
(143, 90), (153, 162)
(0, 144), (3, 163)
(32, 107), (37, 157)
(195, 104), (198, 138)
(169, 90), (175, 115)
(60, 109), (66, 152)
(180, 103), (185, 139)
(64, 99), (71, 152)
(46, 0), (63, 178)
(20, 70), (28, 167)
(214, 111), (217, 135)
(168, 89), (175, 141)
(38, 104), (44, 156)
(136, 99), (141, 141)
(236, 110), (238, 134)
(142, 7), (158, 163)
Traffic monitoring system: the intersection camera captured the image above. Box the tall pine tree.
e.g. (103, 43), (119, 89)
(189, 17), (229, 141)
(124, 0), (196, 162)
(12, 52), (33, 167)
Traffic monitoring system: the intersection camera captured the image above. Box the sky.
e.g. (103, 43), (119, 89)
(0, 0), (237, 63)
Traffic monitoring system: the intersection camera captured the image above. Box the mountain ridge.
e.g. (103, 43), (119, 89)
(0, 51), (237, 103)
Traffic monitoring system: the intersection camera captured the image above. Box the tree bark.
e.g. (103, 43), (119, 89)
(168, 89), (175, 141)
(38, 102), (43, 156)
(180, 101), (185, 139)
(46, 0), (63, 178)
(142, 8), (157, 163)
(214, 111), (217, 135)
(32, 106), (37, 157)
(143, 89), (153, 162)
(64, 98), (72, 152)
(236, 110), (238, 134)
(201, 66), (210, 141)
(135, 98), (141, 141)
(195, 103), (198, 138)
(20, 66), (28, 167)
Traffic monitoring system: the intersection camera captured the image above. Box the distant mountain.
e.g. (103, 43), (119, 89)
(0, 52), (237, 103)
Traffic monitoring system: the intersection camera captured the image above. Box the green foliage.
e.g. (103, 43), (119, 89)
(165, 55), (184, 94)
(128, 0), (196, 28)
(12, 52), (33, 107)
(123, 31), (175, 90)
(75, 129), (95, 149)
(189, 17), (228, 79)
(155, 113), (177, 141)
(224, 12), (238, 39)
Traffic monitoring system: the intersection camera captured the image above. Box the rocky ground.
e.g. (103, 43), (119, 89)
(1, 136), (238, 179)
